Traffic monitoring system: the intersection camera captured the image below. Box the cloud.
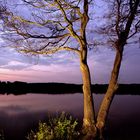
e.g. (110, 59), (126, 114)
(0, 43), (140, 84)
(0, 42), (81, 83)
(0, 60), (31, 70)
(0, 48), (82, 83)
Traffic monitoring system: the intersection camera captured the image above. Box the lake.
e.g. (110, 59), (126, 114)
(0, 93), (140, 140)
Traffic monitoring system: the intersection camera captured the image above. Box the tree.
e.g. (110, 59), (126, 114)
(96, 0), (140, 138)
(0, 0), (97, 138)
(1, 0), (140, 139)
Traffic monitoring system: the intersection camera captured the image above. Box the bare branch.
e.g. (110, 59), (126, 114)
(0, 0), (86, 57)
(116, 0), (121, 36)
(55, 0), (81, 43)
(128, 20), (140, 38)
(20, 46), (80, 55)
(96, 0), (140, 48)
(124, 0), (140, 37)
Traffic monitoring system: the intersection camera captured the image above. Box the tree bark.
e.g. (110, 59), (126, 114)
(96, 48), (123, 139)
(80, 44), (97, 139)
(78, 1), (98, 138)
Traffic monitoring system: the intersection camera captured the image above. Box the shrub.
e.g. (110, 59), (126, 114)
(27, 112), (79, 140)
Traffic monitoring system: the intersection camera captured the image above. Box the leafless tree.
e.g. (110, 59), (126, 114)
(0, 0), (97, 139)
(1, 0), (139, 139)
(96, 0), (140, 138)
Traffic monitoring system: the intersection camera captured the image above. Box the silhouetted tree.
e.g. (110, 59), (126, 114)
(0, 0), (97, 138)
(96, 0), (140, 138)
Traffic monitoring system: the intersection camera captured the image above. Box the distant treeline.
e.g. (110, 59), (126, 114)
(0, 81), (140, 95)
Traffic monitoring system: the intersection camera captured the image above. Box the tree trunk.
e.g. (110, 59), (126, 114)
(95, 0), (139, 139)
(80, 44), (97, 139)
(96, 48), (123, 139)
(80, 60), (97, 139)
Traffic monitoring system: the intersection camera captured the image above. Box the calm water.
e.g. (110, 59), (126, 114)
(0, 93), (140, 140)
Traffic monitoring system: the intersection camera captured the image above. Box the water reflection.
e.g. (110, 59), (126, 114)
(0, 94), (84, 116)
(0, 93), (140, 140)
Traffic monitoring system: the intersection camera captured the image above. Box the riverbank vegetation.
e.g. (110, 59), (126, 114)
(27, 112), (80, 140)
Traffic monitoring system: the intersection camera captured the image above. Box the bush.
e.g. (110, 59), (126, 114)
(27, 112), (79, 140)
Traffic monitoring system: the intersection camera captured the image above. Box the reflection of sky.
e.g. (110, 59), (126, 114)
(0, 93), (140, 118)
(0, 93), (140, 140)
(0, 94), (83, 116)
(1, 94), (140, 129)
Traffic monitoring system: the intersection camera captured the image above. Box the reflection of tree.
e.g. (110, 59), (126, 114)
(96, 0), (140, 137)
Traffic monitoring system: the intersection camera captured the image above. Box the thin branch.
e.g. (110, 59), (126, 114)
(124, 0), (140, 37)
(20, 46), (80, 55)
(128, 20), (140, 38)
(116, 0), (121, 36)
(27, 33), (70, 39)
(55, 0), (81, 42)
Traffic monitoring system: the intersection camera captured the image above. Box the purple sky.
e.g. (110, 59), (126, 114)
(0, 42), (140, 84)
(0, 0), (140, 84)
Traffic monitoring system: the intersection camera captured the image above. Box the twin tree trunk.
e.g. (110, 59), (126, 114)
(96, 47), (123, 138)
(79, 0), (139, 138)
(80, 41), (124, 139)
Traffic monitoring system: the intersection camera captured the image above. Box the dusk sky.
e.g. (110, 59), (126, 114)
(0, 41), (140, 84)
(0, 0), (140, 84)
